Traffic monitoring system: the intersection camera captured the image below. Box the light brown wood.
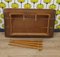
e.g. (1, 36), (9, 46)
(9, 40), (43, 50)
(0, 32), (60, 57)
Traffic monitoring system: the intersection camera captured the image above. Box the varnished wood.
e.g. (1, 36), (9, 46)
(9, 40), (42, 50)
(4, 9), (56, 37)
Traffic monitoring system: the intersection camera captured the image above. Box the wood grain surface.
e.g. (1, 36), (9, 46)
(9, 40), (42, 50)
(4, 9), (55, 37)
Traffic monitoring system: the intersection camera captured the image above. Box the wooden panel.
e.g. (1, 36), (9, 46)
(4, 9), (56, 37)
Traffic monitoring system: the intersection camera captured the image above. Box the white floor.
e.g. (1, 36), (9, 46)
(0, 32), (60, 57)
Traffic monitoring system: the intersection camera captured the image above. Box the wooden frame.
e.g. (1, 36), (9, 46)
(4, 9), (56, 37)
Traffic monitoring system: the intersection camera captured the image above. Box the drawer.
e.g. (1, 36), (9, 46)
(4, 9), (56, 37)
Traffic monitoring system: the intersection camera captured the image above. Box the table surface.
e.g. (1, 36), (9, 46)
(0, 32), (60, 57)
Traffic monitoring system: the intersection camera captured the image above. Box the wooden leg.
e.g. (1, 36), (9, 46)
(9, 40), (43, 50)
